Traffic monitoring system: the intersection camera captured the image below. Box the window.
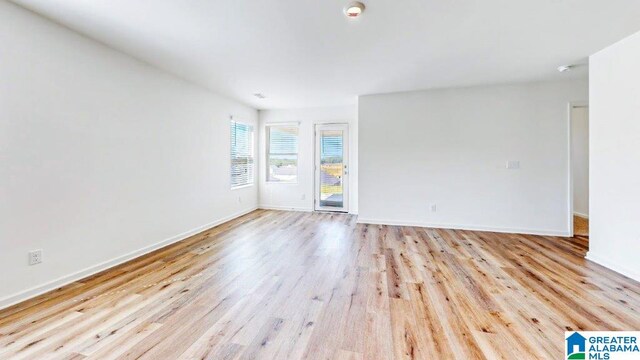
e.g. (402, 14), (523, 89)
(230, 121), (254, 188)
(267, 124), (298, 183)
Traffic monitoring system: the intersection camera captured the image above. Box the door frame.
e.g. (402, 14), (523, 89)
(314, 123), (349, 212)
(567, 101), (588, 238)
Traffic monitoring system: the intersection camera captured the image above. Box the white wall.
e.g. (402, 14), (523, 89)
(358, 80), (588, 235)
(588, 30), (640, 281)
(0, 2), (258, 308)
(571, 106), (589, 218)
(258, 106), (358, 214)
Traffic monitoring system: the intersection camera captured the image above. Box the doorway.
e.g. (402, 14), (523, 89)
(315, 124), (349, 212)
(571, 104), (589, 237)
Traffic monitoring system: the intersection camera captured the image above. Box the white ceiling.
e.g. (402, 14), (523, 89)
(11, 0), (640, 109)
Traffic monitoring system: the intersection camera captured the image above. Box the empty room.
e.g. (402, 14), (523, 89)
(2, 0), (640, 359)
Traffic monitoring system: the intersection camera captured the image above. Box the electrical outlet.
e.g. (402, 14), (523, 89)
(238, 196), (242, 203)
(431, 204), (437, 212)
(506, 161), (520, 170)
(301, 194), (306, 200)
(29, 249), (43, 265)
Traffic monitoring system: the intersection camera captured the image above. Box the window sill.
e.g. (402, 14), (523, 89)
(231, 184), (254, 190)
(265, 181), (298, 185)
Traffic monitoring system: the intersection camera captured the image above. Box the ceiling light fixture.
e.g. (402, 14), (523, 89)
(557, 65), (574, 73)
(253, 93), (266, 99)
(344, 2), (365, 18)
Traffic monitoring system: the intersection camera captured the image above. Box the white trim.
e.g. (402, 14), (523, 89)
(231, 183), (255, 190)
(263, 121), (301, 126)
(258, 204), (313, 212)
(586, 252), (640, 282)
(357, 217), (571, 237)
(573, 212), (589, 219)
(567, 102), (574, 237)
(0, 206), (258, 311)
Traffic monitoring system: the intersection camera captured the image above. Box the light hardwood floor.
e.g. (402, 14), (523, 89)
(574, 215), (589, 237)
(1, 210), (639, 359)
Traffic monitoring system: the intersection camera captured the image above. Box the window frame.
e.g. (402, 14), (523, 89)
(265, 123), (299, 184)
(230, 120), (255, 189)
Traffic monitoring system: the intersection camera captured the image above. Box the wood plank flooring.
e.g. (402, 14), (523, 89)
(574, 215), (589, 237)
(1, 210), (639, 359)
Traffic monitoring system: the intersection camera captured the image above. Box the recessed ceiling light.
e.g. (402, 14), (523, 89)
(253, 93), (266, 99)
(557, 65), (573, 73)
(344, 2), (365, 18)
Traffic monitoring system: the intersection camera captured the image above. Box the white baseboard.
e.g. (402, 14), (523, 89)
(356, 217), (571, 237)
(573, 212), (589, 219)
(0, 206), (258, 311)
(259, 204), (313, 212)
(586, 252), (640, 283)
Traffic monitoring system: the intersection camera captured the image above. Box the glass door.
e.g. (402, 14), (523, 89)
(315, 124), (348, 212)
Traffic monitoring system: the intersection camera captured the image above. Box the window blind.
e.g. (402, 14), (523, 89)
(267, 125), (298, 182)
(230, 121), (254, 188)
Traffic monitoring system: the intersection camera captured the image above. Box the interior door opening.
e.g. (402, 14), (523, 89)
(570, 103), (589, 239)
(315, 124), (349, 212)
